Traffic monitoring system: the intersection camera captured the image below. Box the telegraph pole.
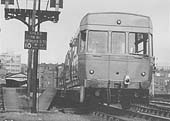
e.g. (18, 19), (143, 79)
(31, 0), (41, 113)
(31, 0), (37, 113)
(27, 26), (32, 97)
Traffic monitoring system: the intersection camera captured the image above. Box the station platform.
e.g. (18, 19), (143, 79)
(37, 87), (57, 111)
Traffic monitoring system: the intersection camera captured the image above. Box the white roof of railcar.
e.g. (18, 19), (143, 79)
(80, 12), (152, 28)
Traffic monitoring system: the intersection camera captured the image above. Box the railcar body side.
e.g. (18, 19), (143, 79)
(58, 12), (154, 108)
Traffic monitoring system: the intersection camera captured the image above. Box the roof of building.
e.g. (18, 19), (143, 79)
(5, 73), (27, 82)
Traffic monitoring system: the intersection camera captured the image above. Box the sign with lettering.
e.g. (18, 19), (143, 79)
(24, 31), (47, 50)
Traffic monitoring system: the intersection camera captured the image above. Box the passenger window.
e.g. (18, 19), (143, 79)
(149, 34), (153, 56)
(73, 46), (77, 58)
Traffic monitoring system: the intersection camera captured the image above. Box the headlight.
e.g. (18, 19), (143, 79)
(141, 72), (146, 77)
(89, 70), (94, 74)
(117, 19), (121, 25)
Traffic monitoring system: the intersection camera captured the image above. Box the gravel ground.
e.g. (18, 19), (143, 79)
(0, 111), (103, 121)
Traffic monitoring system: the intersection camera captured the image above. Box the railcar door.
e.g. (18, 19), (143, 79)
(107, 31), (127, 104)
(109, 32), (127, 88)
(85, 30), (110, 88)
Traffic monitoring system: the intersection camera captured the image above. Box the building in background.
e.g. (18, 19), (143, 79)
(21, 64), (27, 74)
(38, 63), (58, 89)
(154, 66), (170, 95)
(0, 52), (21, 73)
(0, 68), (7, 85)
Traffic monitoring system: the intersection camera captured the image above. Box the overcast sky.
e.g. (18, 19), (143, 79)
(0, 0), (170, 66)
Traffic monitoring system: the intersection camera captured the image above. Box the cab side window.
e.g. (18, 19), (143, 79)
(79, 30), (86, 52)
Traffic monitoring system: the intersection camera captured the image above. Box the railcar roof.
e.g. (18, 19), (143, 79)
(80, 12), (152, 28)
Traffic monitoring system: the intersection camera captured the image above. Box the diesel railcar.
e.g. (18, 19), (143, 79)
(58, 12), (155, 108)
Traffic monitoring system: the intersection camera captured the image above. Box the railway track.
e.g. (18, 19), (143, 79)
(150, 99), (170, 106)
(92, 104), (146, 121)
(149, 100), (170, 111)
(92, 103), (170, 121)
(51, 95), (170, 121)
(151, 96), (170, 103)
(129, 104), (170, 120)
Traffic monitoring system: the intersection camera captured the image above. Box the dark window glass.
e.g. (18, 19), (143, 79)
(129, 33), (149, 55)
(79, 30), (86, 53)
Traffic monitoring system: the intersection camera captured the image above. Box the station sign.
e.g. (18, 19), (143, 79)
(24, 31), (47, 50)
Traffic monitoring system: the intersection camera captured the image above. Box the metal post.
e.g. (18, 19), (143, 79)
(27, 18), (32, 96)
(37, 0), (41, 112)
(27, 51), (32, 95)
(56, 65), (59, 88)
(31, 0), (37, 113)
(152, 73), (155, 96)
(32, 50), (38, 113)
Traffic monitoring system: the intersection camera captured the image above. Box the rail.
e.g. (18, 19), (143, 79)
(92, 103), (170, 121)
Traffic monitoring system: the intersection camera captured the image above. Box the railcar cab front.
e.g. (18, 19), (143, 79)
(77, 29), (154, 86)
(65, 12), (154, 106)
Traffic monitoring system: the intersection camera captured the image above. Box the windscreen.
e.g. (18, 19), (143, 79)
(111, 32), (126, 54)
(87, 31), (108, 53)
(129, 33), (150, 55)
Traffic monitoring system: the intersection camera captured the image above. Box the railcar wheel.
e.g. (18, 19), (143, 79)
(120, 97), (131, 109)
(121, 102), (130, 109)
